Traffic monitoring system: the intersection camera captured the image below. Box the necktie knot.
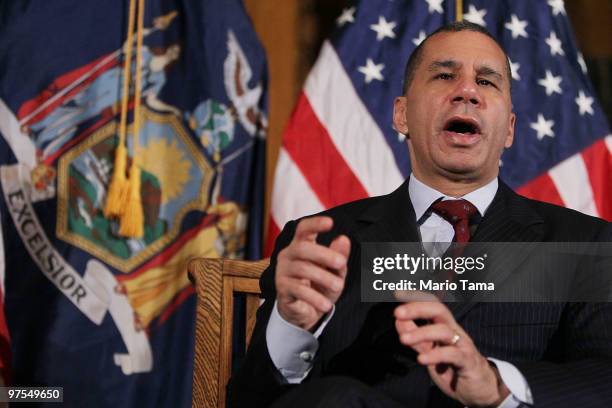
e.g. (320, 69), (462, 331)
(430, 199), (478, 243)
(430, 199), (478, 225)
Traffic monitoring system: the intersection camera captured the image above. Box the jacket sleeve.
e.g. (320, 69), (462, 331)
(226, 220), (299, 408)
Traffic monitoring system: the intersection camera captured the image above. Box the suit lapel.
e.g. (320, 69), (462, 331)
(322, 180), (419, 361)
(354, 178), (420, 244)
(471, 181), (543, 243)
(448, 181), (545, 320)
(352, 179), (424, 344)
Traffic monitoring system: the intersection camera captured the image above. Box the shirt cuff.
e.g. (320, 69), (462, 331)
(488, 357), (534, 406)
(266, 300), (335, 383)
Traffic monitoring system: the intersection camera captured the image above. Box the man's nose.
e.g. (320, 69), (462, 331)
(450, 80), (481, 106)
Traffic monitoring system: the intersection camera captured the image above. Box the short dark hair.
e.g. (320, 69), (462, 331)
(402, 21), (512, 94)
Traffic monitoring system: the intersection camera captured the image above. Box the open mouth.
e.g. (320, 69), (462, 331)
(443, 117), (481, 135)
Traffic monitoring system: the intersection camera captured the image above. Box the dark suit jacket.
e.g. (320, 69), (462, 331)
(228, 178), (612, 408)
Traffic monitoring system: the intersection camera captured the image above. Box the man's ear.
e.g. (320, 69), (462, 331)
(504, 112), (516, 148)
(393, 96), (410, 137)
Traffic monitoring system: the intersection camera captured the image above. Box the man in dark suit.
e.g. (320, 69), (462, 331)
(228, 21), (612, 407)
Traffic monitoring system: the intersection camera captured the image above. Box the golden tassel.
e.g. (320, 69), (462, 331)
(119, 163), (144, 238)
(104, 143), (129, 217)
(104, 0), (137, 218)
(118, 0), (145, 238)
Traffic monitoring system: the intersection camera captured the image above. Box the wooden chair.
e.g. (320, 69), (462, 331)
(188, 258), (269, 408)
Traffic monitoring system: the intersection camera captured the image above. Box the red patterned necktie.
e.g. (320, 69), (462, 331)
(429, 199), (479, 300)
(430, 199), (478, 243)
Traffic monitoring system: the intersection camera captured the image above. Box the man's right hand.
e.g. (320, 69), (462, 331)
(275, 216), (351, 332)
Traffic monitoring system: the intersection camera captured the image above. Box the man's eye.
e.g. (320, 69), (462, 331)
(435, 73), (454, 80)
(477, 79), (494, 87)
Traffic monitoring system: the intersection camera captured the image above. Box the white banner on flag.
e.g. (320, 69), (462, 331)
(0, 163), (152, 374)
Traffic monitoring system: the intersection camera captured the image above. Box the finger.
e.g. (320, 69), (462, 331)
(329, 235), (350, 258)
(293, 216), (334, 242)
(418, 346), (466, 368)
(281, 279), (334, 314)
(394, 301), (456, 326)
(286, 240), (347, 271)
(284, 261), (345, 295)
(398, 323), (457, 346)
(329, 235), (350, 278)
(395, 319), (435, 354)
(395, 318), (419, 335)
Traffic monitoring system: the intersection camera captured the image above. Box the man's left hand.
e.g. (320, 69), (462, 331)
(394, 299), (510, 407)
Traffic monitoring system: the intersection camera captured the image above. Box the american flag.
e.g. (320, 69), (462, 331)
(266, 0), (611, 254)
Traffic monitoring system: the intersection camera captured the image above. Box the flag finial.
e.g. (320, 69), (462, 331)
(456, 0), (463, 21)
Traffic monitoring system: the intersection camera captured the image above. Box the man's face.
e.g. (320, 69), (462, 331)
(393, 31), (515, 186)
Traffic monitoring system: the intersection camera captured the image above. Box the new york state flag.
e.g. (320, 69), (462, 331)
(0, 0), (266, 406)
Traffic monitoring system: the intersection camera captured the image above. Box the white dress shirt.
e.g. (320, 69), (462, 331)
(266, 174), (533, 407)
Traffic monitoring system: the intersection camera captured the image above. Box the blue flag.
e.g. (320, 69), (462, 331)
(0, 0), (266, 406)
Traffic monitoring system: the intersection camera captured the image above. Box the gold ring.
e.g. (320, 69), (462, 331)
(451, 333), (461, 346)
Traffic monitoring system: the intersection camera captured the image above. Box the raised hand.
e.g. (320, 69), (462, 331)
(395, 295), (510, 407)
(275, 217), (350, 331)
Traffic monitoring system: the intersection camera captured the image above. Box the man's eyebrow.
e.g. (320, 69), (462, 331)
(427, 60), (460, 71)
(476, 65), (503, 81)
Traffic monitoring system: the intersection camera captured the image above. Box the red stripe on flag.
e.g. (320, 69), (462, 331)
(517, 172), (565, 207)
(43, 104), (117, 166)
(117, 213), (219, 282)
(265, 218), (281, 258)
(283, 93), (369, 208)
(152, 285), (196, 330)
(18, 53), (119, 125)
(581, 139), (612, 221)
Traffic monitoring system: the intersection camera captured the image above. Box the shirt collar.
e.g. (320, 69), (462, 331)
(408, 173), (498, 222)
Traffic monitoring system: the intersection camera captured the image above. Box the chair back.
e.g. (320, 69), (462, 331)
(188, 258), (269, 408)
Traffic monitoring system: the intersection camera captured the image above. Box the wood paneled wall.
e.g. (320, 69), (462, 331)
(243, 0), (300, 237)
(567, 0), (612, 58)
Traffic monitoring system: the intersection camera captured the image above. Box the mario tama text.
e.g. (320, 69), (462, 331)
(360, 242), (612, 303)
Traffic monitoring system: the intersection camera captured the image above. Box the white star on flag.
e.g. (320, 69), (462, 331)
(358, 58), (385, 83)
(412, 30), (427, 46)
(547, 0), (566, 16)
(530, 113), (555, 140)
(370, 16), (397, 41)
(505, 14), (529, 39)
(577, 53), (588, 74)
(463, 5), (487, 27)
(575, 90), (594, 116)
(509, 58), (521, 81)
(425, 0), (444, 14)
(538, 70), (562, 96)
(545, 31), (565, 56)
(336, 7), (356, 27)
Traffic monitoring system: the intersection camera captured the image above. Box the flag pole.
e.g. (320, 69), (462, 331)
(456, 0), (463, 21)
